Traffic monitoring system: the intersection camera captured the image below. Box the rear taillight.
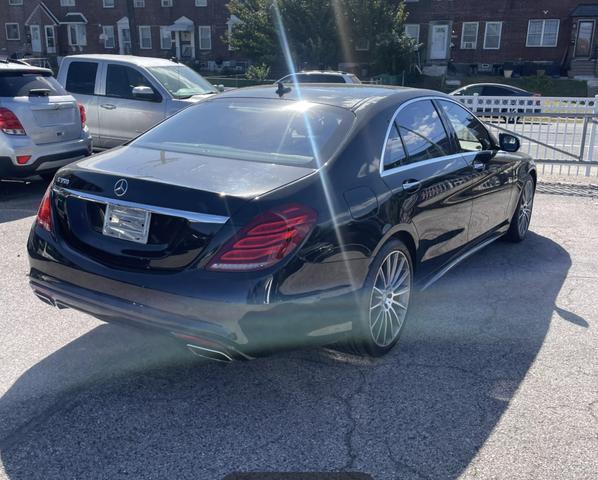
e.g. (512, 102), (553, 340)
(207, 204), (317, 272)
(0, 107), (26, 135)
(78, 102), (86, 127)
(36, 186), (53, 232)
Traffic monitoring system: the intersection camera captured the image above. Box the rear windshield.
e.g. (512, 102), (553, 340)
(133, 98), (355, 167)
(0, 70), (67, 97)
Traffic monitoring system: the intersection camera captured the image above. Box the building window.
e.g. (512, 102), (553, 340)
(102, 25), (115, 48)
(139, 25), (152, 49)
(68, 24), (86, 46)
(60, 0), (75, 6)
(134, 0), (145, 6)
(404, 24), (420, 42)
(527, 19), (559, 47)
(461, 22), (479, 49)
(354, 38), (370, 51)
(45, 25), (56, 53)
(195, 0), (207, 5)
(160, 27), (173, 49)
(161, 0), (173, 7)
(103, 0), (115, 8)
(199, 26), (211, 50)
(8, 0), (24, 6)
(483, 21), (502, 49)
(5, 23), (19, 40)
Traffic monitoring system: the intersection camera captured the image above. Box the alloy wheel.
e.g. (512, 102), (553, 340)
(369, 250), (412, 348)
(518, 180), (534, 237)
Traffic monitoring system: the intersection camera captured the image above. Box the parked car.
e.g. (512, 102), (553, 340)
(0, 58), (91, 180)
(57, 54), (218, 149)
(277, 71), (361, 84)
(28, 85), (535, 360)
(450, 83), (537, 97)
(450, 83), (542, 120)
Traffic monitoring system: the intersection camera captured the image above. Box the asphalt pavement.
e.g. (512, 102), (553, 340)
(0, 178), (597, 480)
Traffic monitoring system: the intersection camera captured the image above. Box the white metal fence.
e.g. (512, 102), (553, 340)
(456, 95), (598, 177)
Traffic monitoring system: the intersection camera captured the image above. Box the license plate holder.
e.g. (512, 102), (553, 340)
(102, 203), (151, 244)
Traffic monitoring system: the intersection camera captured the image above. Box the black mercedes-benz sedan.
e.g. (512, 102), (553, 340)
(27, 85), (536, 360)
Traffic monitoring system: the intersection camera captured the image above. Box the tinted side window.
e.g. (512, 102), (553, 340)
(106, 64), (158, 101)
(395, 100), (452, 164)
(285, 74), (344, 84)
(482, 85), (512, 96)
(65, 61), (98, 95)
(439, 100), (494, 152)
(383, 124), (408, 171)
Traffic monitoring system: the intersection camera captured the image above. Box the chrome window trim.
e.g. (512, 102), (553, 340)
(53, 187), (230, 225)
(379, 96), (481, 178)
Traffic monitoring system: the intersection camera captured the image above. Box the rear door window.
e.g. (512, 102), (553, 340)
(395, 100), (452, 164)
(106, 64), (160, 101)
(0, 70), (67, 97)
(383, 124), (408, 171)
(65, 61), (98, 95)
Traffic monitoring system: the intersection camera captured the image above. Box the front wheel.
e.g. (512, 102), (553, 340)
(347, 239), (413, 357)
(506, 175), (535, 242)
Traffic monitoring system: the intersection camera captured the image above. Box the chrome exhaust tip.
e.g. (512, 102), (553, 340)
(186, 344), (233, 363)
(34, 291), (55, 307)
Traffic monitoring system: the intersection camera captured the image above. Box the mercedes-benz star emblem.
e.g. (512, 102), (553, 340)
(114, 179), (128, 197)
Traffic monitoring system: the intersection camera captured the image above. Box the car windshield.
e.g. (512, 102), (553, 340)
(147, 65), (217, 99)
(0, 70), (67, 97)
(134, 97), (354, 167)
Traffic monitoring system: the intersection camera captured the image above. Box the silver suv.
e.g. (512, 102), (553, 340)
(0, 59), (92, 180)
(57, 55), (218, 149)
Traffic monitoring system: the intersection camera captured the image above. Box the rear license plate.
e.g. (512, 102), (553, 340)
(102, 204), (151, 244)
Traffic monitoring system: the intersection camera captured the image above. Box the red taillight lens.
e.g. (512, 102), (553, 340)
(16, 155), (31, 165)
(36, 186), (53, 232)
(0, 107), (26, 135)
(207, 204), (317, 272)
(78, 102), (86, 126)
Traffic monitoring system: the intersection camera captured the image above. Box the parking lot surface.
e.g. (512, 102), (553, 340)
(0, 179), (597, 480)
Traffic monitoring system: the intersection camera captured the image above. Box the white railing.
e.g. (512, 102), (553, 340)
(456, 95), (598, 177)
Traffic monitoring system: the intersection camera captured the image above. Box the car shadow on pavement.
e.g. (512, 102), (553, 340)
(0, 179), (48, 224)
(0, 232), (572, 480)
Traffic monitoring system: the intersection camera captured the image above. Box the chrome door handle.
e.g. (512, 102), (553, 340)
(402, 180), (421, 193)
(100, 104), (116, 110)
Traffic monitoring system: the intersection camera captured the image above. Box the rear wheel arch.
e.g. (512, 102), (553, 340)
(372, 226), (418, 272)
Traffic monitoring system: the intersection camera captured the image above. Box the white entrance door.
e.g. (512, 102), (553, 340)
(117, 18), (132, 55)
(30, 25), (42, 53)
(430, 24), (449, 60)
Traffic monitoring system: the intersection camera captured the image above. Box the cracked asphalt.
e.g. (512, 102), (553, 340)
(0, 178), (597, 480)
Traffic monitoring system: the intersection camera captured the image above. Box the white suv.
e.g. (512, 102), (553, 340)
(0, 59), (92, 180)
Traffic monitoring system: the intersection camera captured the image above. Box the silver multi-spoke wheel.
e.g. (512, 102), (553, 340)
(518, 180), (534, 237)
(369, 250), (411, 348)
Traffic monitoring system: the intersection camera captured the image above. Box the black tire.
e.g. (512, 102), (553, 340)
(345, 239), (414, 357)
(505, 175), (535, 242)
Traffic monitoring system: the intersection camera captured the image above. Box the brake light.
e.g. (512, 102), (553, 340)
(36, 186), (53, 232)
(78, 102), (86, 126)
(207, 204), (317, 272)
(16, 155), (31, 165)
(0, 107), (26, 135)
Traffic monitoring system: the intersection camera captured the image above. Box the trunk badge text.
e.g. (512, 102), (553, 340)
(114, 179), (128, 197)
(56, 177), (70, 186)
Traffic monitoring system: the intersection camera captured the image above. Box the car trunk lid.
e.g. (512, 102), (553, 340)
(52, 145), (315, 271)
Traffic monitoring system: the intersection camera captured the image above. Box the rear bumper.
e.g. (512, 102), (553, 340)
(0, 134), (92, 178)
(28, 227), (360, 357)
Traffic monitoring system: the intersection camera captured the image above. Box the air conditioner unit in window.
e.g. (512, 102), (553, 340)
(462, 41), (476, 49)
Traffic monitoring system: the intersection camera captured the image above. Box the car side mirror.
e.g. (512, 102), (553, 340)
(132, 85), (156, 99)
(499, 133), (520, 152)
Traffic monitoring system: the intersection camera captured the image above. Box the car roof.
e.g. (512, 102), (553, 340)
(461, 83), (529, 92)
(216, 84), (447, 111)
(0, 61), (52, 75)
(62, 54), (178, 67)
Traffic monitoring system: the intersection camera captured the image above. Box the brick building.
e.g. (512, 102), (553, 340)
(2, 1), (598, 77)
(0, 0), (244, 72)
